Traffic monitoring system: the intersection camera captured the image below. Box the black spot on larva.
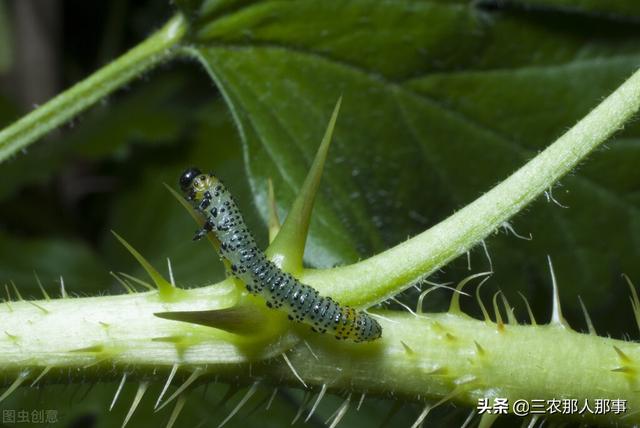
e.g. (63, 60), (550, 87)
(181, 169), (382, 342)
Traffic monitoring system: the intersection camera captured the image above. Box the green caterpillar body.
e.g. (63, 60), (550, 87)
(179, 167), (382, 342)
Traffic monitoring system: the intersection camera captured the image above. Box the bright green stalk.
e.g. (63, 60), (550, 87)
(0, 15), (186, 162)
(303, 67), (640, 308)
(0, 287), (637, 426)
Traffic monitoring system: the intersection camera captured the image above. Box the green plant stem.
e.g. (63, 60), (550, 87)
(303, 67), (640, 307)
(0, 14), (186, 162)
(1, 288), (637, 426)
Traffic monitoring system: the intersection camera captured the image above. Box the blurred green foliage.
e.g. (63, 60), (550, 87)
(1, 0), (640, 427)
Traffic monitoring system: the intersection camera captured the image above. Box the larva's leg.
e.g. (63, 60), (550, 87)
(193, 220), (214, 241)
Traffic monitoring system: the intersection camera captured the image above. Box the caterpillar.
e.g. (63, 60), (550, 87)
(179, 167), (382, 343)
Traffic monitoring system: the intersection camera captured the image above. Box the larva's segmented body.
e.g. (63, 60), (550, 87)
(179, 168), (382, 342)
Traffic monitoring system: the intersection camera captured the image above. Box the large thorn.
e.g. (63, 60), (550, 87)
(112, 231), (179, 300)
(449, 272), (492, 314)
(266, 97), (342, 272)
(154, 305), (267, 335)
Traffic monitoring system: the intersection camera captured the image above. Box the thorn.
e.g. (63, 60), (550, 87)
(110, 272), (135, 294)
(292, 391), (312, 425)
(26, 300), (49, 314)
(4, 284), (11, 301)
(480, 240), (493, 272)
(474, 341), (485, 357)
(623, 274), (640, 335)
(267, 178), (281, 243)
(118, 272), (155, 291)
(401, 340), (415, 355)
(70, 344), (104, 353)
(545, 187), (568, 208)
(466, 250), (472, 270)
(112, 231), (176, 298)
(33, 272), (50, 300)
(500, 222), (532, 240)
(498, 293), (517, 324)
(267, 97), (342, 272)
(526, 415), (540, 428)
(432, 385), (466, 408)
(305, 384), (327, 422)
(478, 412), (499, 428)
(410, 403), (431, 428)
(492, 292), (504, 331)
(282, 352), (307, 388)
(368, 312), (399, 324)
(166, 395), (186, 428)
(266, 387), (278, 410)
(471, 276), (489, 322)
(517, 292), (537, 325)
(0, 370), (30, 403)
(415, 280), (456, 314)
(461, 409), (477, 428)
(611, 366), (634, 374)
(9, 281), (23, 301)
(425, 366), (447, 376)
(326, 393), (350, 428)
(613, 346), (633, 364)
(156, 368), (203, 411)
(390, 297), (417, 316)
(357, 393), (366, 411)
(449, 272), (492, 314)
(3, 298), (13, 312)
(30, 366), (51, 387)
(245, 389), (273, 417)
(122, 381), (149, 428)
(59, 275), (68, 298)
(547, 256), (569, 328)
(155, 306), (267, 335)
(155, 364), (179, 409)
(578, 296), (596, 335)
(218, 381), (259, 428)
(167, 258), (176, 287)
(303, 340), (319, 360)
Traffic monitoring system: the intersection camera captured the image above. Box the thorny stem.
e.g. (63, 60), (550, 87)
(0, 15), (186, 162)
(0, 289), (638, 426)
(302, 67), (640, 307)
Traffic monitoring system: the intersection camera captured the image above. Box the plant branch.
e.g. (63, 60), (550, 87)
(0, 287), (637, 426)
(302, 67), (640, 307)
(0, 14), (186, 162)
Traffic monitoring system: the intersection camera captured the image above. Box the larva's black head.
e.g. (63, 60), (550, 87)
(179, 167), (201, 193)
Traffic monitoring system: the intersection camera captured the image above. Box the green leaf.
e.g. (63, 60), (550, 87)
(182, 0), (640, 333)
